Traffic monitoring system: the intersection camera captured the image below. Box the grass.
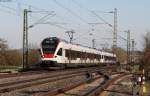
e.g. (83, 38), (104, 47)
(0, 66), (21, 73)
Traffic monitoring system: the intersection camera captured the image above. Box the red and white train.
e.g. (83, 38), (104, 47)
(39, 37), (116, 67)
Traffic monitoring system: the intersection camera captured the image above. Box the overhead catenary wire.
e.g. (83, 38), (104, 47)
(15, 0), (98, 33)
(71, 0), (109, 30)
(71, 0), (101, 30)
(0, 9), (16, 15)
(91, 11), (113, 28)
(118, 35), (127, 41)
(0, 1), (51, 16)
(0, 3), (20, 16)
(72, 0), (110, 26)
(71, 0), (115, 46)
(74, 31), (91, 41)
(71, 0), (93, 17)
(0, 1), (41, 17)
(29, 11), (56, 28)
(0, 3), (17, 12)
(72, 0), (114, 27)
(53, 0), (89, 25)
(5, 1), (69, 31)
(15, 1), (72, 30)
(28, 11), (69, 30)
(15, 0), (47, 12)
(41, 22), (69, 30)
(18, 0), (73, 25)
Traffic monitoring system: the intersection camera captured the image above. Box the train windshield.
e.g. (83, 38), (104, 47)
(41, 38), (58, 54)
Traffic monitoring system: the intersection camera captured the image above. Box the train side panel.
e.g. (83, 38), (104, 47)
(40, 37), (116, 67)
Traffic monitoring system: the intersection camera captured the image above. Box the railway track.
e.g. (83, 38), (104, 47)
(92, 73), (128, 96)
(100, 74), (133, 96)
(0, 71), (48, 79)
(32, 72), (128, 96)
(0, 67), (102, 79)
(0, 67), (101, 94)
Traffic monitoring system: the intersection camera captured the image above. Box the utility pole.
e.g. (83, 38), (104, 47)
(23, 9), (31, 70)
(91, 25), (95, 49)
(66, 30), (75, 43)
(127, 30), (131, 65)
(89, 33), (95, 49)
(131, 39), (135, 64)
(128, 30), (131, 65)
(113, 8), (117, 53)
(92, 39), (95, 49)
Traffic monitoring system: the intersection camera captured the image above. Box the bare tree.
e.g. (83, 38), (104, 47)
(0, 38), (8, 51)
(142, 31), (150, 76)
(144, 32), (150, 52)
(114, 47), (127, 63)
(0, 38), (8, 67)
(5, 50), (22, 66)
(0, 38), (22, 67)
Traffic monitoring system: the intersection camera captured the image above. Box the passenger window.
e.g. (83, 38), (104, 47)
(57, 48), (62, 56)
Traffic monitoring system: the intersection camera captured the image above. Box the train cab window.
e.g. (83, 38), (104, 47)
(42, 37), (58, 54)
(57, 48), (62, 56)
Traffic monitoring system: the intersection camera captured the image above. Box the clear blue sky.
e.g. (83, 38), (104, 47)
(0, 0), (149, 50)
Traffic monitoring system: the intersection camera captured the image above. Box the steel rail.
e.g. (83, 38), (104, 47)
(0, 68), (100, 93)
(33, 75), (102, 96)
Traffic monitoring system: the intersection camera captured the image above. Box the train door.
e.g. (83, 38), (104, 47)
(56, 48), (65, 63)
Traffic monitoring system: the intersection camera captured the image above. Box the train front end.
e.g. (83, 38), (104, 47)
(40, 37), (59, 67)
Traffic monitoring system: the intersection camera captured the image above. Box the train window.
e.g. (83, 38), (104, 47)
(82, 52), (87, 60)
(99, 55), (101, 59)
(42, 38), (58, 54)
(104, 56), (106, 60)
(65, 49), (77, 59)
(101, 55), (102, 59)
(77, 51), (81, 57)
(70, 50), (76, 60)
(57, 48), (62, 56)
(65, 49), (69, 57)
